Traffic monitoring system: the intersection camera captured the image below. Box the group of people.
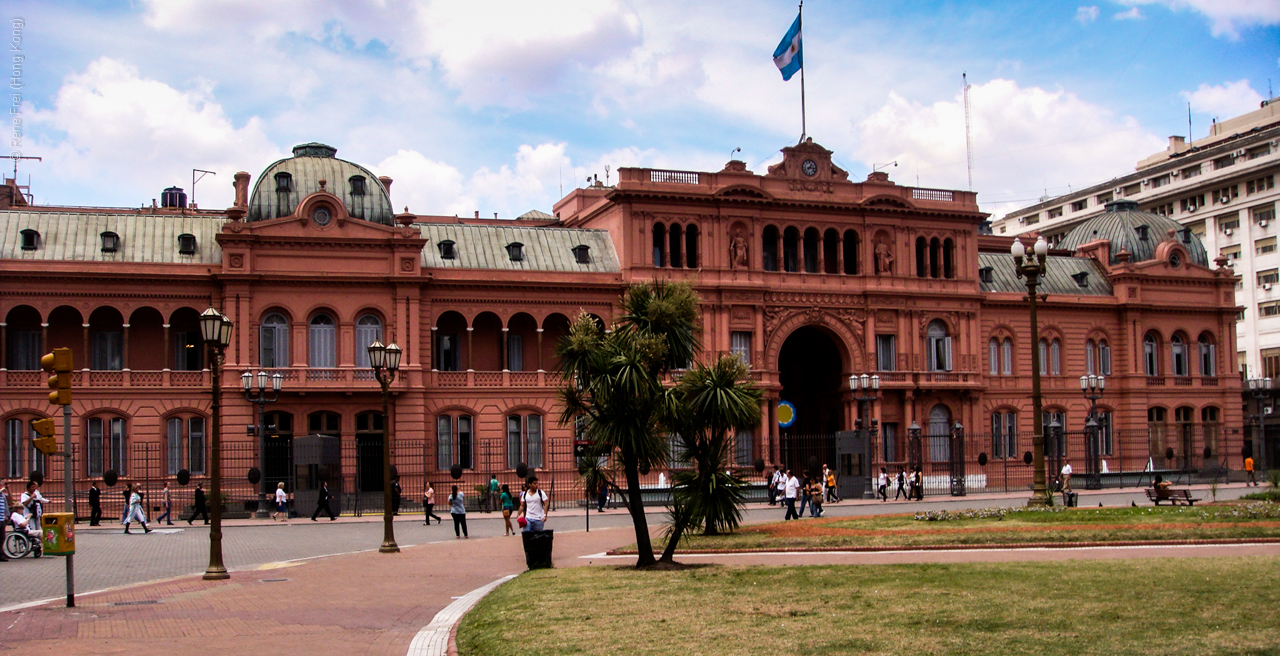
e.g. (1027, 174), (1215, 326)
(771, 466), (833, 520)
(421, 476), (549, 539)
(877, 467), (925, 502)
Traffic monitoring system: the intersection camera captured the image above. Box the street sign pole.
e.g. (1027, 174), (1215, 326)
(62, 386), (75, 607)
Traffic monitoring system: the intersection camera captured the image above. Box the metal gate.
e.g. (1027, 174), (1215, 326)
(835, 430), (872, 499)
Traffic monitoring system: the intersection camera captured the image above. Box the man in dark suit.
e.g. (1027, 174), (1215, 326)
(391, 478), (402, 515)
(187, 483), (209, 525)
(88, 481), (102, 526)
(311, 481), (336, 521)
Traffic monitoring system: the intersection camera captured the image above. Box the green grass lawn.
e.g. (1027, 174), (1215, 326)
(619, 503), (1280, 552)
(457, 557), (1280, 656)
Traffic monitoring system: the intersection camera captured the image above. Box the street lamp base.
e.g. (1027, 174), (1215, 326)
(1026, 491), (1051, 507)
(202, 567), (230, 581)
(379, 542), (401, 554)
(255, 500), (271, 519)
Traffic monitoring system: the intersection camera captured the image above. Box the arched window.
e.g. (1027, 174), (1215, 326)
(86, 415), (127, 477)
(355, 314), (383, 369)
(928, 404), (952, 462)
(669, 224), (684, 269)
(803, 228), (820, 273)
(823, 229), (839, 274)
(436, 413), (474, 470)
(354, 411), (383, 492)
(1001, 338), (1013, 375)
(927, 320), (952, 372)
(652, 223), (666, 267)
(1041, 410), (1066, 459)
(309, 314), (336, 368)
(1096, 410), (1114, 456)
(988, 338), (999, 375)
(1143, 334), (1159, 376)
(4, 416), (47, 479)
(1086, 339), (1097, 375)
(843, 229), (859, 274)
(1171, 334), (1189, 377)
(260, 313), (290, 368)
(929, 237), (941, 278)
(1050, 339), (1061, 375)
(915, 237), (927, 277)
(165, 415), (206, 475)
(1147, 407), (1167, 459)
(762, 225), (779, 272)
(506, 413), (544, 469)
(1202, 406), (1220, 457)
(1198, 333), (1216, 376)
(783, 227), (800, 272)
(1099, 339), (1112, 375)
(943, 238), (955, 279)
(991, 411), (1016, 459)
(20, 228), (40, 251)
(684, 223), (699, 268)
(309, 411), (341, 436)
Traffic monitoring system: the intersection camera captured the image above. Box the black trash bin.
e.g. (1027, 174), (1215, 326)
(521, 530), (554, 570)
(1063, 491), (1079, 507)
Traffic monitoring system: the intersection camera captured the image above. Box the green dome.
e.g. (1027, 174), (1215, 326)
(1059, 201), (1207, 267)
(248, 143), (393, 225)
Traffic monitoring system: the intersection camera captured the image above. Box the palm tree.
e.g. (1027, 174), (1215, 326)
(660, 354), (761, 562)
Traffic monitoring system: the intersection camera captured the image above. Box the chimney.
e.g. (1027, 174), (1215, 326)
(1168, 135), (1187, 152)
(233, 171), (251, 208)
(378, 176), (393, 196)
(474, 210), (480, 219)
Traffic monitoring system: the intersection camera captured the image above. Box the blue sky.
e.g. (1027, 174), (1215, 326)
(8, 0), (1280, 219)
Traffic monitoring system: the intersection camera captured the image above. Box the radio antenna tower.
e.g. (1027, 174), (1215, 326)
(963, 72), (974, 192)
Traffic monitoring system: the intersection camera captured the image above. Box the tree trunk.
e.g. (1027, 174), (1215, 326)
(660, 506), (685, 563)
(623, 448), (655, 567)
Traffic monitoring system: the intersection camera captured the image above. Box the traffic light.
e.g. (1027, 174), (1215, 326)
(32, 417), (57, 455)
(41, 347), (74, 405)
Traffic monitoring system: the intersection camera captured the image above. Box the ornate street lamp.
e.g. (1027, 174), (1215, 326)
(243, 370), (283, 518)
(849, 373), (879, 499)
(1012, 235), (1051, 506)
(1248, 376), (1273, 472)
(199, 307), (233, 580)
(1080, 375), (1105, 489)
(368, 340), (402, 553)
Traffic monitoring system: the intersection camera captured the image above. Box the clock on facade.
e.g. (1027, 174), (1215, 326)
(801, 159), (818, 177)
(312, 207), (332, 226)
(1170, 252), (1182, 268)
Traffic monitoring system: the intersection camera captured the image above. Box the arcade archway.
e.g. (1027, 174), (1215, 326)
(778, 325), (847, 435)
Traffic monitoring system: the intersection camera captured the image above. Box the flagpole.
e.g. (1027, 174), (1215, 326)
(798, 1), (806, 142)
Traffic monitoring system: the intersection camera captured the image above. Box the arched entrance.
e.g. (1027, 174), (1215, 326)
(777, 325), (846, 476)
(263, 411), (294, 498)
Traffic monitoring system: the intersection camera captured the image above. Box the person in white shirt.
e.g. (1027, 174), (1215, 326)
(519, 477), (549, 532)
(1060, 458), (1073, 492)
(769, 466), (786, 506)
(782, 470), (800, 521)
(877, 468), (889, 502)
(273, 482), (288, 522)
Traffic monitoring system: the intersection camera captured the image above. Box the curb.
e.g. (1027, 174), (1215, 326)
(607, 536), (1280, 556)
(405, 574), (517, 656)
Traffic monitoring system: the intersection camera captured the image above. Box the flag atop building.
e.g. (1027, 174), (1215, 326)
(773, 14), (802, 81)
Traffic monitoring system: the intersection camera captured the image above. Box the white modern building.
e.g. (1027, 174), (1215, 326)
(994, 98), (1280, 380)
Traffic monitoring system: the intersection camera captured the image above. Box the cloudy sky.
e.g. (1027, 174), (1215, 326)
(8, 0), (1280, 220)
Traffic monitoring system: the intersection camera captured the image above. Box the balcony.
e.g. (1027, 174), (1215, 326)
(429, 370), (556, 388)
(0, 369), (212, 389)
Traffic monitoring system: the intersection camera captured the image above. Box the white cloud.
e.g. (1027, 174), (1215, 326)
(1182, 80), (1265, 118)
(1118, 0), (1280, 39)
(1114, 7), (1143, 20)
(1076, 6), (1100, 24)
(854, 79), (1164, 219)
(375, 143), (573, 217)
(27, 57), (284, 208)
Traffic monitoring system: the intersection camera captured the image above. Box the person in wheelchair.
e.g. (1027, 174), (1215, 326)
(6, 507), (42, 558)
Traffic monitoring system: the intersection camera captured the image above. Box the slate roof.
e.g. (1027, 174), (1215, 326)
(978, 252), (1113, 296)
(417, 223), (619, 273)
(248, 143), (394, 225)
(1058, 200), (1208, 267)
(0, 210), (225, 264)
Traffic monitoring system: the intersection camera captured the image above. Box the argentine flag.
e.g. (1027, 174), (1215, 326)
(773, 14), (802, 81)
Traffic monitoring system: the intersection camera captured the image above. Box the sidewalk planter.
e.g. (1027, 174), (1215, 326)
(521, 530), (554, 570)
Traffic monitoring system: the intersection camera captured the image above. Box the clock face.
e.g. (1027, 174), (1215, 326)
(312, 207), (332, 226)
(1169, 252), (1182, 268)
(801, 159), (818, 177)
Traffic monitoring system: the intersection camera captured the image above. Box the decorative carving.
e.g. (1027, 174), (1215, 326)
(874, 239), (895, 275)
(229, 254), (243, 269)
(400, 258), (415, 272)
(876, 310), (896, 325)
(729, 230), (749, 269)
(764, 306), (788, 335)
(787, 179), (833, 194)
(730, 306), (752, 322)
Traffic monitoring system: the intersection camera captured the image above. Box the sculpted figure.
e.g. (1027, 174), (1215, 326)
(874, 241), (895, 275)
(730, 231), (749, 269)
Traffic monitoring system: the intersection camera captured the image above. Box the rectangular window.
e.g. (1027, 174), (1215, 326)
(166, 417), (183, 475)
(1214, 154), (1236, 170)
(1047, 207), (1064, 218)
(1257, 237), (1277, 256)
(1100, 341), (1112, 375)
(1070, 200), (1087, 212)
(1150, 175), (1170, 188)
(86, 418), (103, 477)
(1096, 193), (1113, 205)
(927, 335), (952, 372)
(1219, 215), (1240, 231)
(526, 415), (543, 469)
(1200, 341), (1216, 377)
(260, 323), (288, 368)
(506, 416), (523, 470)
(1263, 348), (1280, 379)
(1246, 175), (1275, 195)
(507, 334), (523, 371)
(734, 427), (753, 467)
(108, 417), (127, 475)
(91, 331), (123, 370)
(881, 423), (897, 462)
(1001, 339), (1012, 375)
(1261, 301), (1280, 317)
(1253, 205), (1276, 224)
(988, 339), (999, 375)
(1247, 144), (1272, 160)
(876, 335), (896, 371)
(1213, 186), (1238, 204)
(1180, 195), (1205, 212)
(437, 333), (460, 371)
(173, 331), (201, 371)
(7, 330), (40, 370)
(1122, 183), (1141, 197)
(189, 417), (205, 474)
(1259, 269), (1279, 285)
(5, 419), (22, 478)
(309, 322), (336, 368)
(1050, 340), (1061, 376)
(731, 331), (752, 366)
(1024, 215), (1040, 225)
(992, 412), (1016, 459)
(1098, 411), (1113, 457)
(1181, 165), (1202, 179)
(1221, 244), (1242, 260)
(457, 416), (473, 470)
(436, 416), (453, 470)
(27, 422), (45, 475)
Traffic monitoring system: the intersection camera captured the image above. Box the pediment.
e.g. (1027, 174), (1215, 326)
(715, 185), (773, 200)
(862, 195), (915, 209)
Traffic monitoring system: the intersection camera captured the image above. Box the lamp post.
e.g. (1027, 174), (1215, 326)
(1248, 376), (1273, 472)
(849, 373), (880, 499)
(368, 340), (402, 553)
(1012, 235), (1051, 506)
(243, 370), (283, 518)
(1080, 375), (1105, 489)
(199, 307), (233, 580)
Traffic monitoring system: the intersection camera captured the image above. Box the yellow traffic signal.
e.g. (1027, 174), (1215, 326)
(40, 347), (73, 406)
(32, 417), (57, 455)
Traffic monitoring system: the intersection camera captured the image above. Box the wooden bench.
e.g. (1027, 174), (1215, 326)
(1145, 488), (1200, 506)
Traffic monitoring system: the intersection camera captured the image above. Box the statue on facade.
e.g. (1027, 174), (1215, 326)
(874, 240), (894, 275)
(730, 230), (749, 269)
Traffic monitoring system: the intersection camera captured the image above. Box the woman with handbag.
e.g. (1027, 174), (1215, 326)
(122, 483), (151, 534)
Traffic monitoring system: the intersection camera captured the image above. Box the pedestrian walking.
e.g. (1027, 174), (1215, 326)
(877, 468), (889, 502)
(449, 485), (468, 538)
(88, 481), (102, 526)
(597, 481), (609, 512)
(311, 481), (336, 521)
(391, 477), (402, 515)
(808, 477), (823, 517)
(157, 482), (174, 525)
(122, 483), (151, 534)
(768, 465), (785, 506)
(518, 476), (549, 532)
(0, 481), (9, 561)
(783, 469), (800, 521)
(188, 483), (209, 524)
(487, 475), (500, 513)
(913, 467), (924, 501)
(1061, 457), (1073, 492)
(423, 481), (442, 525)
(1245, 456), (1257, 486)
(894, 468), (908, 500)
(272, 482), (288, 522)
(797, 473), (811, 518)
(825, 466), (840, 503)
(21, 481), (45, 529)
(501, 484), (516, 535)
